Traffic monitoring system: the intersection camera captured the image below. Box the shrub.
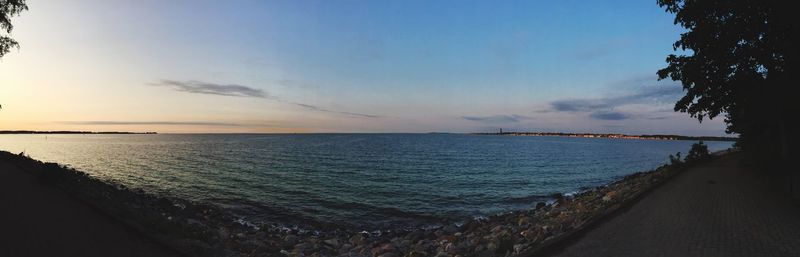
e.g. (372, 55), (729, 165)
(669, 152), (683, 166)
(685, 141), (711, 163)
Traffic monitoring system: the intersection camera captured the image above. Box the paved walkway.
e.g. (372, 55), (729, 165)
(0, 160), (183, 257)
(546, 153), (800, 257)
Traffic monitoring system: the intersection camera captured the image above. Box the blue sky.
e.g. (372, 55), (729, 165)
(0, 0), (730, 135)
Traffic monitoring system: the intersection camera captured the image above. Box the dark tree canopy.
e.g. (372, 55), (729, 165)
(657, 0), (796, 127)
(1, 0), (28, 58)
(657, 1), (797, 143)
(657, 0), (799, 193)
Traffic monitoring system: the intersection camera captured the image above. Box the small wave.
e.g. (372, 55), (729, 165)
(498, 194), (548, 204)
(315, 198), (449, 225)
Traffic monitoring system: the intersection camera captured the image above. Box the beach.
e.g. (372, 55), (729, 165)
(0, 148), (731, 257)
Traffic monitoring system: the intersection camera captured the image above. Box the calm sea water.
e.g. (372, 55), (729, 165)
(0, 134), (732, 229)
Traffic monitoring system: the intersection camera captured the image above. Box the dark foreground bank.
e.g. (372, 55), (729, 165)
(0, 150), (723, 257)
(0, 156), (182, 257)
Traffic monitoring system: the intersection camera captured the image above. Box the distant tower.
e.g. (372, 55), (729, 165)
(499, 128), (503, 134)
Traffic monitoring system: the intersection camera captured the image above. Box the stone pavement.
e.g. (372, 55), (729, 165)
(544, 153), (800, 257)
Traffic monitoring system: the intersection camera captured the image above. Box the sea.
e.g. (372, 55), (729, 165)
(0, 133), (732, 229)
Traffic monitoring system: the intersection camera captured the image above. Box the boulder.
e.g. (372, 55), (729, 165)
(323, 238), (339, 248)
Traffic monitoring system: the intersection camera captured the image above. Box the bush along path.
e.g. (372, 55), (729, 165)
(0, 143), (721, 257)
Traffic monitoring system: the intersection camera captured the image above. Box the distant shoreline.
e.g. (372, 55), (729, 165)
(0, 130), (157, 135)
(0, 131), (735, 141)
(474, 132), (737, 141)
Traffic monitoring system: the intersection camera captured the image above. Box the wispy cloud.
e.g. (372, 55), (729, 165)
(550, 86), (681, 113)
(293, 103), (381, 118)
(462, 114), (534, 124)
(589, 111), (630, 120)
(149, 79), (380, 119)
(60, 121), (244, 126)
(150, 80), (269, 98)
(534, 80), (683, 121)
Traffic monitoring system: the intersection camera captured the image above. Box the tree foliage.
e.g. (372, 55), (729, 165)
(1, 0), (28, 58)
(657, 0), (797, 161)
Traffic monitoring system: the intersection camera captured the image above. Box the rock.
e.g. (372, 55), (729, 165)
(496, 237), (514, 255)
(551, 193), (566, 204)
(442, 224), (459, 233)
(443, 242), (455, 252)
(438, 235), (457, 243)
(284, 235), (299, 247)
(323, 238), (340, 248)
(486, 242), (498, 252)
(287, 251), (302, 257)
(517, 217), (532, 226)
(378, 253), (399, 257)
(404, 250), (427, 257)
(294, 242), (313, 254)
(513, 243), (529, 254)
(218, 227), (231, 239)
(236, 233), (246, 239)
(289, 248), (305, 257)
(405, 230), (424, 241)
(535, 202), (547, 210)
(350, 233), (366, 246)
(476, 250), (494, 257)
(462, 220), (480, 232)
(602, 191), (618, 202)
(186, 218), (204, 226)
(372, 243), (396, 257)
(556, 211), (572, 223)
(520, 228), (540, 240)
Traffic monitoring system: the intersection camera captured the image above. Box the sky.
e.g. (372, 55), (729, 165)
(0, 0), (730, 135)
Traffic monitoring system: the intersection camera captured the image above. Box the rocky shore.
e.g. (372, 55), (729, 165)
(0, 149), (721, 257)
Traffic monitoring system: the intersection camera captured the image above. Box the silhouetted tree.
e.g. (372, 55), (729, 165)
(1, 0), (27, 111)
(1, 0), (27, 58)
(657, 0), (798, 195)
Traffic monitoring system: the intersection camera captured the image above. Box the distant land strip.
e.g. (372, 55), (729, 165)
(0, 130), (157, 134)
(474, 132), (738, 141)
